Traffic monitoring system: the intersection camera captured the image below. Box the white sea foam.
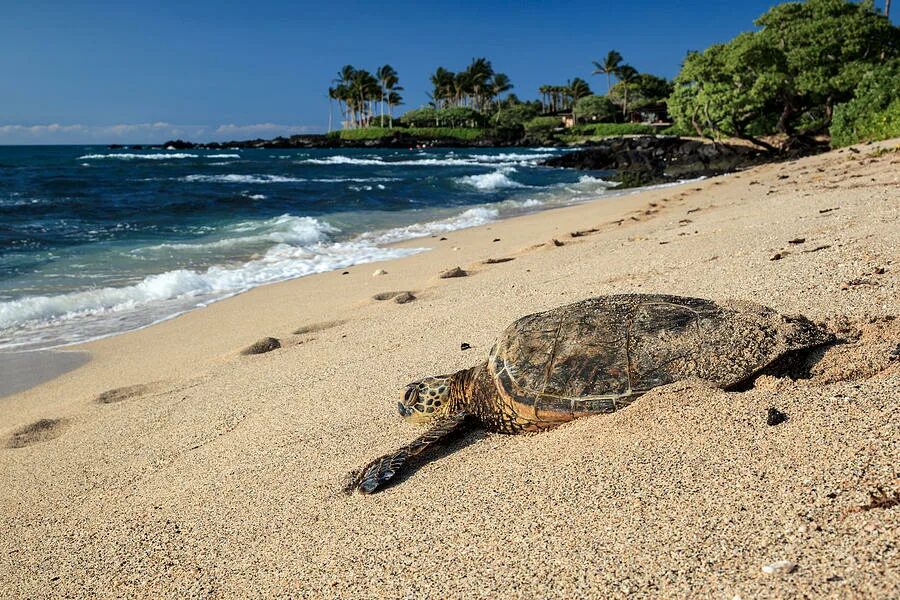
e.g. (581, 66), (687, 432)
(178, 174), (399, 184)
(457, 167), (526, 191)
(297, 154), (551, 168)
(246, 194), (267, 200)
(361, 207), (500, 245)
(468, 152), (554, 162)
(207, 154), (241, 158)
(180, 174), (307, 184)
(0, 216), (424, 344)
(504, 198), (544, 209)
(137, 215), (336, 252)
(78, 153), (200, 160)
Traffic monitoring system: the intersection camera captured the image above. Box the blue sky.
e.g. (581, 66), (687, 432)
(1, 0), (896, 144)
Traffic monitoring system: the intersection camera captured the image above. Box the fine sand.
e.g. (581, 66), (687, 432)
(1, 140), (898, 598)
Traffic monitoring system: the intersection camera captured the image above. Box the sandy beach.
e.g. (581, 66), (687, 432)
(1, 140), (898, 598)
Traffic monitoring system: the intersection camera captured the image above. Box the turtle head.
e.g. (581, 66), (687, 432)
(398, 375), (453, 423)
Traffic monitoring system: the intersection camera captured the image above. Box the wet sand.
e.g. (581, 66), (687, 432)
(0, 350), (89, 400)
(0, 140), (898, 598)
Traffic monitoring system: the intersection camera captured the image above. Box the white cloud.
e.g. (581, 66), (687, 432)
(0, 122), (320, 144)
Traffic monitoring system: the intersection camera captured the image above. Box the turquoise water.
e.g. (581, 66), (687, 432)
(0, 145), (623, 350)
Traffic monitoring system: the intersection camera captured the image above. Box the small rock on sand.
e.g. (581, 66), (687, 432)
(551, 239), (564, 247)
(440, 266), (467, 278)
(393, 292), (416, 304)
(460, 342), (472, 351)
(762, 560), (797, 575)
(766, 407), (788, 426)
(241, 337), (281, 355)
(372, 269), (388, 276)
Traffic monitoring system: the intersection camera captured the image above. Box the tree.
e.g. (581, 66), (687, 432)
(668, 0), (900, 146)
(608, 73), (672, 116)
(574, 95), (618, 123)
(375, 65), (401, 127)
(614, 65), (639, 117)
(592, 50), (624, 92)
(327, 86), (337, 133)
(830, 58), (900, 145)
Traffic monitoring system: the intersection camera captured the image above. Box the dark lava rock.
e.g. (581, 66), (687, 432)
(393, 291), (416, 304)
(541, 136), (794, 187)
(767, 407), (788, 426)
(440, 266), (468, 279)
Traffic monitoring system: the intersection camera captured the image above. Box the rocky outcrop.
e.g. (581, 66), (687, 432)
(541, 136), (776, 186)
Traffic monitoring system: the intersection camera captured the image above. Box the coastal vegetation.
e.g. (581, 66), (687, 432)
(319, 0), (898, 148)
(327, 53), (669, 144)
(669, 0), (900, 148)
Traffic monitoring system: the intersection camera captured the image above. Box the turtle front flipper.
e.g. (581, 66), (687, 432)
(346, 411), (469, 494)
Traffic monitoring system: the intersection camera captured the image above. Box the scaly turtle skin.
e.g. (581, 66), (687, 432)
(347, 294), (833, 494)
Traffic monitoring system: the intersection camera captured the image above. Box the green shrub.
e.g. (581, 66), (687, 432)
(658, 123), (695, 136)
(336, 128), (392, 140)
(493, 103), (540, 128)
(336, 127), (487, 141)
(405, 127), (486, 140)
(586, 123), (655, 137)
(574, 95), (618, 122)
(830, 61), (900, 147)
(524, 116), (563, 135)
(399, 107), (485, 128)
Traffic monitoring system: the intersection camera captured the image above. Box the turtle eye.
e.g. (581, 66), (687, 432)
(403, 385), (417, 405)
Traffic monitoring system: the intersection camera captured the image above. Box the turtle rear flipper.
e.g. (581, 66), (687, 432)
(346, 412), (469, 494)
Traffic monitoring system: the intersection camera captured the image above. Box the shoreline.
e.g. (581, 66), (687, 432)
(0, 173), (698, 384)
(1, 140), (897, 597)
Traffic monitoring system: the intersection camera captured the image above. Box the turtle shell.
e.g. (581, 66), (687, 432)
(487, 294), (828, 426)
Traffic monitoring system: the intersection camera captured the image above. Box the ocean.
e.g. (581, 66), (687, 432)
(0, 145), (628, 352)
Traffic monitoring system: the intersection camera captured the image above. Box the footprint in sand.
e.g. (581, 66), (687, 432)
(241, 337), (281, 355)
(6, 418), (69, 449)
(293, 320), (346, 335)
(372, 291), (417, 304)
(483, 257), (515, 264)
(439, 266), (468, 279)
(95, 383), (152, 405)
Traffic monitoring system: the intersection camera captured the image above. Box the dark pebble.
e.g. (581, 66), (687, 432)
(460, 343), (472, 351)
(767, 407), (788, 426)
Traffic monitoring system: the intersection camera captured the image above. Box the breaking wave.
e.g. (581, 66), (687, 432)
(457, 168), (526, 191)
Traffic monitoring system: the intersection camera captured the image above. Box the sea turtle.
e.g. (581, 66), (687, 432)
(347, 293), (833, 494)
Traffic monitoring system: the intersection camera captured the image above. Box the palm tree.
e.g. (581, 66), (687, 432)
(430, 67), (454, 109)
(538, 85), (550, 113)
(592, 50), (624, 93)
(615, 65), (639, 118)
(375, 65), (400, 127)
(327, 86), (337, 133)
(567, 78), (592, 124)
(333, 65), (356, 128)
(490, 73), (513, 122)
(466, 58), (494, 111)
(387, 90), (404, 124)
